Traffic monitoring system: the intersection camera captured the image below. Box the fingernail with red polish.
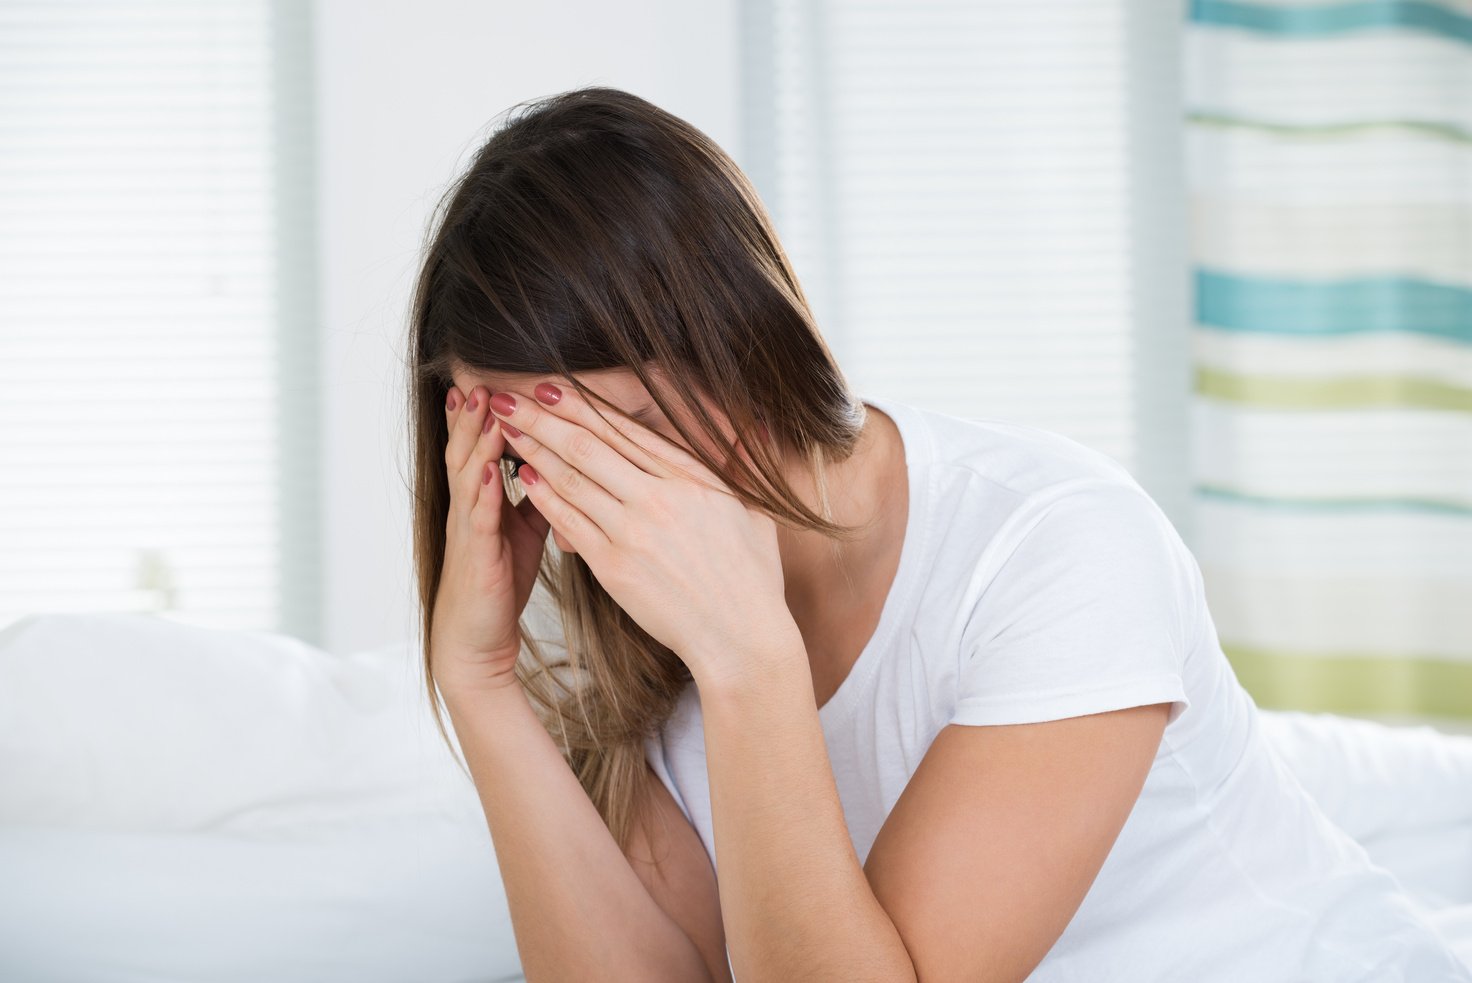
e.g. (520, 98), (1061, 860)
(535, 383), (561, 406)
(519, 464), (539, 485)
(501, 421), (521, 438)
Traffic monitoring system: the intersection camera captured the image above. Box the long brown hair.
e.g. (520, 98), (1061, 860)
(406, 85), (867, 855)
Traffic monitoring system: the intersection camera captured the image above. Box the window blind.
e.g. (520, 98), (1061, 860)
(741, 0), (1191, 499)
(0, 0), (320, 640)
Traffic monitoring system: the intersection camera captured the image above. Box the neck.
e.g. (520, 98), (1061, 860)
(773, 405), (903, 627)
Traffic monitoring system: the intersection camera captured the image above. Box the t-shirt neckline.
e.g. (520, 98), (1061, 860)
(815, 394), (934, 727)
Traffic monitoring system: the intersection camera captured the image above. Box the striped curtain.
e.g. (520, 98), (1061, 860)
(1184, 1), (1472, 720)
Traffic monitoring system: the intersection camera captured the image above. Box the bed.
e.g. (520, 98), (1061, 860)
(1, 611), (1468, 981)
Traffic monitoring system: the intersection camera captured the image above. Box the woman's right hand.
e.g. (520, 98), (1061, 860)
(430, 384), (553, 694)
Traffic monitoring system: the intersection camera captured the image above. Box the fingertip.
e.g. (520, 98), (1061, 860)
(480, 459), (505, 508)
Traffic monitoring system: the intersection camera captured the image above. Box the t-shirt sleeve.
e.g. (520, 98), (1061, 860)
(950, 480), (1195, 728)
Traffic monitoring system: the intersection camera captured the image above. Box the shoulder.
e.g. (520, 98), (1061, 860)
(904, 403), (1188, 584)
(867, 396), (1155, 523)
(910, 402), (1144, 506)
(964, 475), (1198, 632)
(873, 397), (1202, 647)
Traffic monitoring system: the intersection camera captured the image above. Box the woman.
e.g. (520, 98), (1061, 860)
(406, 86), (1470, 982)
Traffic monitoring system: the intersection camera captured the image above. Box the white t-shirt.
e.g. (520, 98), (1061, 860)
(642, 393), (1472, 983)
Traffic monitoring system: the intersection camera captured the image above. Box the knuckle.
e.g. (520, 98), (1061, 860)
(586, 408), (617, 441)
(458, 461), (485, 494)
(557, 466), (583, 495)
(594, 410), (623, 440)
(567, 430), (596, 462)
(517, 402), (542, 431)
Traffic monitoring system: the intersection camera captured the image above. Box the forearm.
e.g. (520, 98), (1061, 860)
(441, 676), (712, 983)
(693, 625), (918, 983)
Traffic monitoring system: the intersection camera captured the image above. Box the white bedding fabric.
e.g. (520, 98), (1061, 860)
(1, 611), (1469, 981)
(1257, 709), (1472, 972)
(0, 612), (524, 983)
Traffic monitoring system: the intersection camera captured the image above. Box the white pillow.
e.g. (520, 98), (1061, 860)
(0, 611), (482, 831)
(0, 611), (525, 982)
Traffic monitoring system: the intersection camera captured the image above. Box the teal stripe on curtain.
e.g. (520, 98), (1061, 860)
(1197, 270), (1472, 342)
(1196, 484), (1472, 518)
(1190, 0), (1472, 42)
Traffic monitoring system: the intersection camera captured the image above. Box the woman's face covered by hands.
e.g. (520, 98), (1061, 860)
(449, 362), (762, 555)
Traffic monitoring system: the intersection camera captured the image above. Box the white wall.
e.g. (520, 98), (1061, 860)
(313, 0), (742, 655)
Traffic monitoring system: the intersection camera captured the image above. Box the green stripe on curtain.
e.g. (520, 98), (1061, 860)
(1194, 366), (1472, 413)
(1186, 111), (1472, 146)
(1225, 643), (1472, 717)
(1190, 0), (1472, 43)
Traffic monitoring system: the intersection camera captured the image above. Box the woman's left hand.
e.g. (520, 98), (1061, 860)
(487, 381), (800, 688)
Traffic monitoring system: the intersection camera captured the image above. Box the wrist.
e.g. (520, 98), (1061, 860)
(439, 681), (532, 738)
(433, 663), (524, 708)
(689, 618), (808, 701)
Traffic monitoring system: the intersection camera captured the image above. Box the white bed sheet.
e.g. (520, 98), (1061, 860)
(0, 817), (524, 983)
(3, 612), (1471, 980)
